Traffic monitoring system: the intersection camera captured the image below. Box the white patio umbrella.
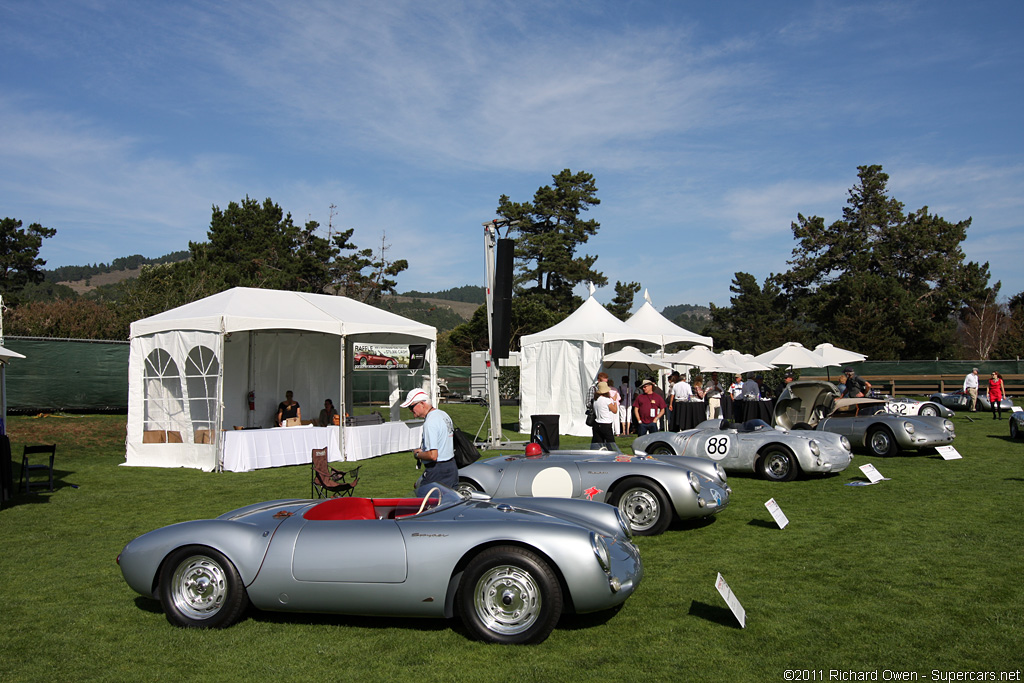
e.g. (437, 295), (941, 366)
(754, 342), (829, 370)
(602, 345), (673, 372)
(662, 345), (742, 373)
(812, 343), (867, 366)
(812, 343), (867, 381)
(718, 349), (774, 374)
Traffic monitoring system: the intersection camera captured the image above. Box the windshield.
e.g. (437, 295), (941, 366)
(410, 484), (466, 515)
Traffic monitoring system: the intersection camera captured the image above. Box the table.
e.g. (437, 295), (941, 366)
(730, 399), (774, 424)
(221, 422), (423, 472)
(670, 401), (707, 431)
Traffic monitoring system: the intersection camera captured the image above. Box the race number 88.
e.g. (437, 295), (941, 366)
(705, 436), (731, 460)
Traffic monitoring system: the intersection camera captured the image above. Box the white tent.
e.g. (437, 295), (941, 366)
(519, 296), (659, 437)
(126, 287), (437, 471)
(0, 344), (26, 437)
(625, 291), (713, 349)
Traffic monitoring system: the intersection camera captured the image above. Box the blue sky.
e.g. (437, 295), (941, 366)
(2, 0), (1022, 309)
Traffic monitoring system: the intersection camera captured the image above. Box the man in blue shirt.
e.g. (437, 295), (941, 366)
(401, 388), (458, 490)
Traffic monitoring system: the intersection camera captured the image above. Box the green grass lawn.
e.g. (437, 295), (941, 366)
(2, 407), (1022, 682)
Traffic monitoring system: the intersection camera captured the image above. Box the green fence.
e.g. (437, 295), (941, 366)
(4, 337), (130, 412)
(2, 337), (479, 412)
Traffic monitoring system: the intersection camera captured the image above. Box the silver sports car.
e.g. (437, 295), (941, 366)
(455, 443), (730, 536)
(880, 397), (954, 418)
(929, 389), (1014, 413)
(1010, 410), (1024, 439)
(776, 381), (956, 457)
(118, 485), (642, 645)
(631, 418), (854, 482)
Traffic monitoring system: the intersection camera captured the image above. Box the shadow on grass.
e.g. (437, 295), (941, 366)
(687, 600), (741, 628)
(746, 519), (779, 529)
(133, 597), (163, 614)
(248, 609), (452, 635)
(670, 515), (718, 532)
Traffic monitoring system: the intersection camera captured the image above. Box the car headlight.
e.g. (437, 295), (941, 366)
(840, 435), (851, 451)
(903, 421), (915, 434)
(714, 462), (727, 482)
(688, 471), (701, 493)
(808, 439), (820, 456)
(590, 532), (611, 572)
(944, 420), (954, 431)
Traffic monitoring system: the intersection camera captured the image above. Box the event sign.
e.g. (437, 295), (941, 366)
(936, 445), (963, 460)
(764, 498), (789, 529)
(859, 463), (888, 484)
(352, 344), (410, 369)
(715, 573), (746, 628)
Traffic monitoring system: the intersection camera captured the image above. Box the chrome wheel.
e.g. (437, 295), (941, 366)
(868, 427), (896, 457)
(158, 546), (248, 628)
(920, 405), (939, 417)
(170, 554), (229, 620)
(612, 477), (672, 535)
(473, 565), (542, 636)
(759, 447), (797, 482)
(457, 546), (562, 644)
(454, 480), (480, 498)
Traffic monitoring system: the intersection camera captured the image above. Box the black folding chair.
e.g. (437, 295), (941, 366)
(22, 444), (56, 493)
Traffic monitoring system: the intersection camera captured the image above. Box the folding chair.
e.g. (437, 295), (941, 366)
(310, 447), (361, 498)
(22, 444), (56, 493)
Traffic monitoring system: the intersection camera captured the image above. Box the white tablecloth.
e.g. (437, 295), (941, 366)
(220, 422), (423, 472)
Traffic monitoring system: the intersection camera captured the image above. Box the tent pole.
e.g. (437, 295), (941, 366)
(214, 331), (226, 472)
(338, 335), (347, 461)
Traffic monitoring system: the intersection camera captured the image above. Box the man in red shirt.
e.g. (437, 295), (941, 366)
(632, 379), (667, 436)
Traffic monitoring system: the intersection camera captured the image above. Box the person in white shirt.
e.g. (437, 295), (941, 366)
(963, 368), (979, 412)
(669, 374), (693, 431)
(705, 372), (724, 418)
(729, 375), (744, 400)
(591, 381), (618, 447)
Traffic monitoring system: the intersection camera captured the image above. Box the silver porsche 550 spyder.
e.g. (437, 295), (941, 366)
(928, 388), (1014, 413)
(775, 380), (956, 457)
(455, 443), (730, 536)
(631, 418), (854, 482)
(118, 485), (642, 645)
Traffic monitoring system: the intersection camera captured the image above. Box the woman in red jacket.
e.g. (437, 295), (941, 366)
(987, 371), (1006, 420)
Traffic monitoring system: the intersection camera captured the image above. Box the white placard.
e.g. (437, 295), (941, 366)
(859, 463), (889, 484)
(936, 445), (963, 460)
(715, 573), (746, 628)
(1012, 406), (1022, 413)
(764, 498), (789, 529)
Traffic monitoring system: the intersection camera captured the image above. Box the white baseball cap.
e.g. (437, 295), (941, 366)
(400, 388), (429, 408)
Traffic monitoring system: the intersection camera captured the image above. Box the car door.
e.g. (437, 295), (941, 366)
(512, 458), (584, 499)
(292, 519), (408, 583)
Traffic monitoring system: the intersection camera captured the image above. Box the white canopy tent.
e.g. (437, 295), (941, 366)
(126, 287), (437, 471)
(519, 296), (660, 437)
(625, 291), (714, 350)
(0, 343), (26, 437)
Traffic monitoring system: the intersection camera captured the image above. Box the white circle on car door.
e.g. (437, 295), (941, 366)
(705, 435), (731, 461)
(531, 467), (573, 497)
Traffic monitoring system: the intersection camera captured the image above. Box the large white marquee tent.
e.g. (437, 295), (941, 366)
(126, 287), (437, 471)
(518, 296), (661, 437)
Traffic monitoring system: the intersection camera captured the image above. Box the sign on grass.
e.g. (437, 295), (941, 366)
(936, 445), (963, 460)
(715, 572), (746, 628)
(764, 498), (789, 529)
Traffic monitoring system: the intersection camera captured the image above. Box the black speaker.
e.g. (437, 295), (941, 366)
(491, 238), (514, 359)
(407, 344), (427, 370)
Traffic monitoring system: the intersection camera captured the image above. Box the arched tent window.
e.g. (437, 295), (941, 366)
(185, 345), (220, 444)
(143, 348), (185, 443)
